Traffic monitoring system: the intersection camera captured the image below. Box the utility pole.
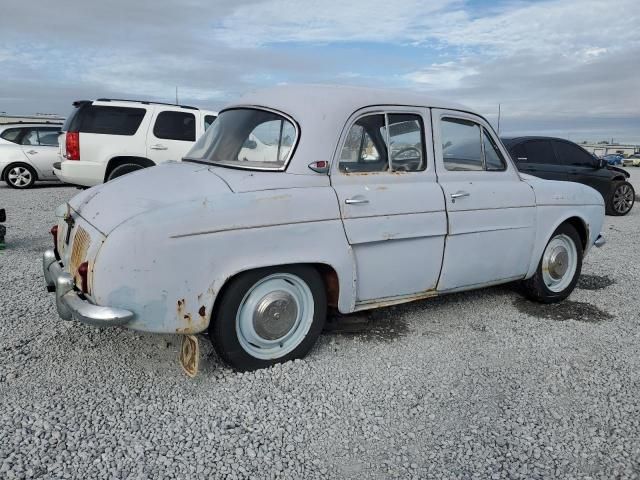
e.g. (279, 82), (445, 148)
(497, 104), (501, 135)
(175, 86), (179, 105)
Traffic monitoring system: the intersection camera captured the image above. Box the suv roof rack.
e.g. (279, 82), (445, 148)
(95, 98), (198, 111)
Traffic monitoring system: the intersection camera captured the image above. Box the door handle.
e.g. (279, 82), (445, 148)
(345, 197), (369, 205)
(26, 150), (38, 155)
(450, 191), (470, 200)
(150, 144), (168, 150)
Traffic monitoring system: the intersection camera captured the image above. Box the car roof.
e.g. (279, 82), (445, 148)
(229, 84), (474, 122)
(78, 98), (202, 111)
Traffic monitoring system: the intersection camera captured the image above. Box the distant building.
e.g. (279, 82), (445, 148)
(580, 143), (639, 157)
(0, 113), (65, 125)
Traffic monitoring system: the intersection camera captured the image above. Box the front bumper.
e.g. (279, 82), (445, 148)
(43, 249), (134, 327)
(594, 233), (606, 248)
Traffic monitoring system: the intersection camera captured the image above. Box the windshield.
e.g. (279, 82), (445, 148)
(184, 108), (297, 170)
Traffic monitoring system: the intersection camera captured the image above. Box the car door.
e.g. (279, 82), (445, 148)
(552, 139), (610, 199)
(510, 139), (566, 181)
(331, 107), (447, 306)
(147, 108), (198, 163)
(20, 127), (61, 179)
(432, 110), (536, 291)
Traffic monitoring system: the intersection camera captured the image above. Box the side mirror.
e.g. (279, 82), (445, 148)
(597, 158), (607, 169)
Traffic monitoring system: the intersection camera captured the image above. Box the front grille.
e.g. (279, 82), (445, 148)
(69, 226), (91, 282)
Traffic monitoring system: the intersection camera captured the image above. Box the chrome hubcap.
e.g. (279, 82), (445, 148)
(253, 290), (298, 340)
(8, 167), (32, 187)
(613, 184), (634, 214)
(236, 273), (314, 360)
(542, 234), (578, 292)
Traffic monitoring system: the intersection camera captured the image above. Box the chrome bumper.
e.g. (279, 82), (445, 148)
(594, 233), (606, 248)
(43, 249), (134, 327)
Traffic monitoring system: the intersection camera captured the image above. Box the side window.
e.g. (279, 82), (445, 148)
(80, 106), (146, 135)
(0, 128), (23, 143)
(523, 140), (555, 165)
(153, 111), (196, 141)
(21, 129), (39, 146)
(508, 143), (528, 163)
(387, 114), (425, 172)
(554, 141), (596, 167)
(482, 128), (506, 171)
(37, 128), (60, 146)
(339, 114), (388, 173)
(204, 115), (217, 130)
(441, 118), (483, 171)
(238, 118), (296, 164)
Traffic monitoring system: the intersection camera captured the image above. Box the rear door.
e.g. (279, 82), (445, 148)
(552, 139), (610, 199)
(20, 127), (61, 179)
(331, 107), (447, 306)
(514, 139), (567, 181)
(433, 110), (536, 291)
(147, 108), (197, 163)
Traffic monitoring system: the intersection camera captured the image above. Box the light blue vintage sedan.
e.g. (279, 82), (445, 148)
(44, 85), (606, 371)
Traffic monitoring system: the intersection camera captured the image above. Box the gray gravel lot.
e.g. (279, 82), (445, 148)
(1, 172), (639, 479)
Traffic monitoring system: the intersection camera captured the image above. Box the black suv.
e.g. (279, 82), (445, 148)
(502, 136), (635, 216)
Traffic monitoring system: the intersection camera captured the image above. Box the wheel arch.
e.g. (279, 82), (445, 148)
(211, 262), (342, 325)
(104, 156), (155, 182)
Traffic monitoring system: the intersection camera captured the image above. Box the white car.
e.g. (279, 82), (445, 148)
(54, 99), (217, 186)
(0, 123), (63, 188)
(43, 85), (606, 372)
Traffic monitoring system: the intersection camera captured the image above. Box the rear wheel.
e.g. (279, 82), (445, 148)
(210, 266), (326, 371)
(5, 164), (36, 189)
(520, 223), (582, 303)
(606, 181), (635, 216)
(106, 163), (145, 181)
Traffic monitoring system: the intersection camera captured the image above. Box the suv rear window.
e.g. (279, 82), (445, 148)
(153, 111), (196, 141)
(64, 105), (145, 136)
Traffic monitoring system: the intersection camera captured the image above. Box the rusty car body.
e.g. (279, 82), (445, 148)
(43, 85), (606, 371)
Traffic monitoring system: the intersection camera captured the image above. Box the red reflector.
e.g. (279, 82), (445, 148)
(50, 225), (58, 246)
(78, 261), (89, 293)
(66, 132), (80, 160)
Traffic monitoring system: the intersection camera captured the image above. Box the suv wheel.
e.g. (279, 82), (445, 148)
(5, 164), (36, 189)
(107, 163), (145, 181)
(607, 181), (635, 216)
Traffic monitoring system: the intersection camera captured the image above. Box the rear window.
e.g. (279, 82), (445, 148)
(64, 104), (145, 136)
(0, 128), (23, 143)
(153, 111), (196, 141)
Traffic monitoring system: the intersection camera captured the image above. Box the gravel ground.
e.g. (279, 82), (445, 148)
(1, 171), (639, 479)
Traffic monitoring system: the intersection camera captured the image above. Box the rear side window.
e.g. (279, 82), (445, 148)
(508, 143), (527, 163)
(75, 106), (146, 135)
(153, 111), (196, 141)
(204, 115), (217, 130)
(523, 140), (555, 165)
(0, 128), (23, 143)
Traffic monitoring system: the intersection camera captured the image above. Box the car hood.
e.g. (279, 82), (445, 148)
(607, 165), (630, 178)
(68, 162), (232, 235)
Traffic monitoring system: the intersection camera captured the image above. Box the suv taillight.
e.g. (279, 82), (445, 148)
(66, 132), (80, 160)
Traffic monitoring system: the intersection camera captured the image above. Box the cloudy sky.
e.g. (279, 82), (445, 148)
(1, 0), (639, 142)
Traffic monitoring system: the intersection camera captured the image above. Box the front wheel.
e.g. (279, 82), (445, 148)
(520, 224), (582, 303)
(210, 266), (327, 371)
(607, 181), (635, 216)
